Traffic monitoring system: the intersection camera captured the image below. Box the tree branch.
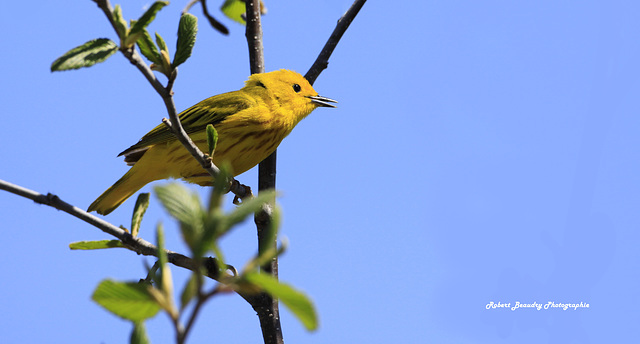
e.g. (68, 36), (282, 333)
(182, 0), (229, 35)
(245, 0), (265, 75)
(0, 179), (226, 281)
(244, 1), (283, 344)
(305, 0), (367, 85)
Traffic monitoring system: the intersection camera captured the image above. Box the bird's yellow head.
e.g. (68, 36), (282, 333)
(244, 69), (337, 125)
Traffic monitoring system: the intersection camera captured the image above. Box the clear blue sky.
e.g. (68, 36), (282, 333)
(1, 1), (638, 343)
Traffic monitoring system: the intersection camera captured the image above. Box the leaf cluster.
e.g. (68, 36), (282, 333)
(51, 1), (197, 78)
(83, 170), (316, 342)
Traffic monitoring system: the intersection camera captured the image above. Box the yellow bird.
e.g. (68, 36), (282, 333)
(88, 69), (336, 215)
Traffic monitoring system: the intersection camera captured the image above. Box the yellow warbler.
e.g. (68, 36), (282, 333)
(88, 69), (336, 215)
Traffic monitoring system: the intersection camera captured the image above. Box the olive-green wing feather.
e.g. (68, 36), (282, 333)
(118, 90), (257, 163)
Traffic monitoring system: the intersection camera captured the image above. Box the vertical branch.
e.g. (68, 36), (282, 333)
(245, 0), (265, 75)
(245, 1), (282, 344)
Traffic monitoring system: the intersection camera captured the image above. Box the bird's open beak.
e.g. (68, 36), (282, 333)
(309, 95), (338, 108)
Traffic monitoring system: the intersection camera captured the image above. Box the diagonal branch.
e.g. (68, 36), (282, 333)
(305, 0), (367, 85)
(0, 179), (225, 281)
(182, 0), (229, 35)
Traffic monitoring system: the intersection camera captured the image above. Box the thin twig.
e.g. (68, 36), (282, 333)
(200, 0), (230, 35)
(180, 285), (221, 344)
(305, 0), (367, 85)
(181, 0), (200, 14)
(182, 0), (229, 35)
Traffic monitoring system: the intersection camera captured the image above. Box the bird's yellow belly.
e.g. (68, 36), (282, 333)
(160, 125), (288, 186)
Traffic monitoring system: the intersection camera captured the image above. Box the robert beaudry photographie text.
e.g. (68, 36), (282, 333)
(486, 301), (590, 311)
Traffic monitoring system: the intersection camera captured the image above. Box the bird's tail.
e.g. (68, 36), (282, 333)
(88, 166), (155, 216)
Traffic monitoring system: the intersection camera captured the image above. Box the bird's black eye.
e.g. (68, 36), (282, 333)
(292, 84), (301, 93)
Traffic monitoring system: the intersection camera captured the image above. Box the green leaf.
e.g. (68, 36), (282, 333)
(206, 124), (218, 156)
(154, 183), (204, 251)
(244, 272), (318, 331)
(51, 38), (118, 71)
(156, 224), (168, 277)
(130, 321), (150, 344)
(208, 161), (233, 212)
(221, 190), (276, 235)
(179, 273), (199, 311)
(131, 193), (150, 237)
(130, 1), (168, 35)
(152, 32), (172, 76)
(127, 1), (169, 46)
(260, 205), (280, 254)
(195, 211), (220, 257)
(221, 0), (248, 24)
(173, 13), (198, 68)
(113, 5), (129, 39)
(136, 29), (161, 64)
(155, 32), (168, 55)
(154, 224), (177, 318)
(154, 183), (203, 229)
(92, 280), (161, 322)
(69, 240), (123, 250)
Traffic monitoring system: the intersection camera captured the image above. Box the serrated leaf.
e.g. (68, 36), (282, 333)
(125, 19), (141, 46)
(130, 1), (168, 35)
(92, 280), (161, 321)
(131, 193), (150, 237)
(244, 272), (318, 331)
(173, 13), (198, 68)
(152, 33), (172, 76)
(51, 39), (118, 71)
(127, 1), (169, 47)
(69, 240), (124, 250)
(136, 29), (161, 64)
(206, 124), (218, 156)
(113, 5), (129, 39)
(155, 32), (168, 54)
(130, 321), (150, 344)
